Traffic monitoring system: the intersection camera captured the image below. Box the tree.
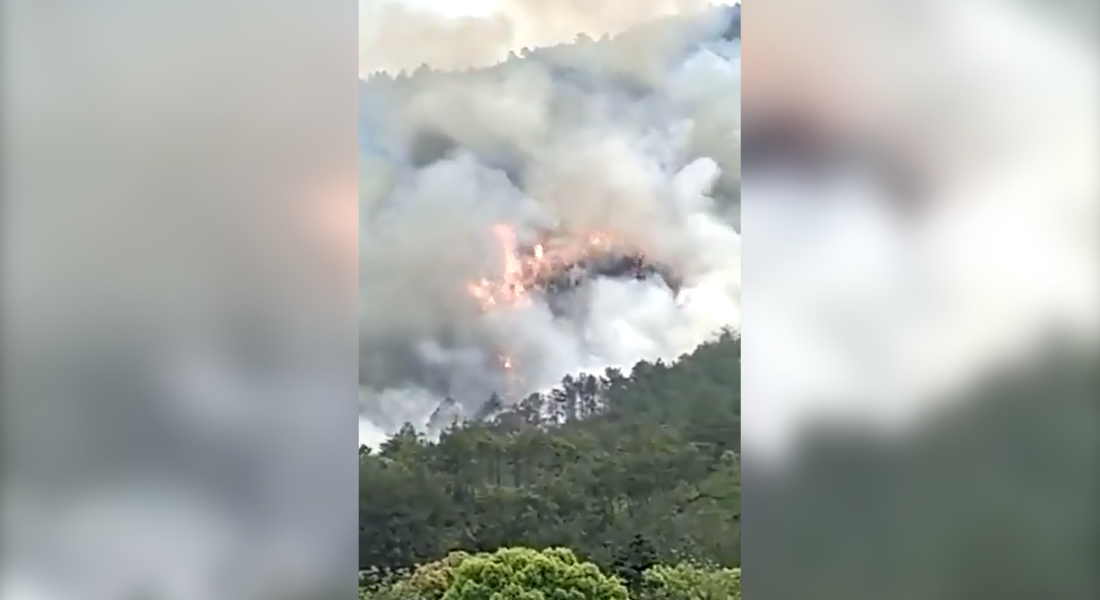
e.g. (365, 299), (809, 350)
(358, 5), (743, 582)
(639, 563), (741, 600)
(609, 534), (659, 592)
(373, 548), (629, 600)
(359, 333), (741, 574)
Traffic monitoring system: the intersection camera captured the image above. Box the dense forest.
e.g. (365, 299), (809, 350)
(358, 331), (740, 598)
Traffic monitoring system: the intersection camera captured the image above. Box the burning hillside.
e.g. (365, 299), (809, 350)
(467, 224), (683, 313)
(359, 5), (742, 440)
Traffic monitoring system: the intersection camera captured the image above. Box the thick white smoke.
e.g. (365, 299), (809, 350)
(360, 0), (735, 74)
(359, 5), (742, 445)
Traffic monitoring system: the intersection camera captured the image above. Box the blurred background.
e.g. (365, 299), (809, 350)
(740, 0), (1100, 598)
(1, 1), (359, 599)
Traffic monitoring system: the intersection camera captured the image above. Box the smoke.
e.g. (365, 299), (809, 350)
(739, 0), (1100, 463)
(359, 5), (742, 444)
(360, 0), (733, 74)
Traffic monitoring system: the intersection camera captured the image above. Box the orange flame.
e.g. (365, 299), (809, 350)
(495, 351), (526, 399)
(469, 223), (638, 400)
(466, 223), (632, 313)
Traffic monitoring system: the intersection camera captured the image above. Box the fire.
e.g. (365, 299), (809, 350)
(466, 223), (630, 312)
(496, 352), (525, 398)
(467, 222), (640, 399)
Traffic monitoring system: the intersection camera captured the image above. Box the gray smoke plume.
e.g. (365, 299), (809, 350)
(360, 0), (729, 74)
(359, 4), (742, 444)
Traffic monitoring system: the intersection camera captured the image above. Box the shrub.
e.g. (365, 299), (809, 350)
(638, 562), (741, 600)
(364, 547), (629, 600)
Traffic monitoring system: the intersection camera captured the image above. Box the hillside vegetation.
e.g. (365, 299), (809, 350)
(359, 331), (740, 597)
(359, 7), (741, 598)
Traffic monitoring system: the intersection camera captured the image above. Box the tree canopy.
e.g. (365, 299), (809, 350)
(359, 332), (740, 596)
(360, 549), (740, 600)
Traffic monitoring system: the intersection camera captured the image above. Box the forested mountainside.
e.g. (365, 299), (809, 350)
(359, 331), (740, 597)
(360, 3), (740, 84)
(359, 5), (741, 598)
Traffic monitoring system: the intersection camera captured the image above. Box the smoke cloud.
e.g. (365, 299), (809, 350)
(359, 4), (743, 444)
(360, 0), (732, 74)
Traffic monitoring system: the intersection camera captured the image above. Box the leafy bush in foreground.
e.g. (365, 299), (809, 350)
(360, 548), (740, 600)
